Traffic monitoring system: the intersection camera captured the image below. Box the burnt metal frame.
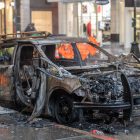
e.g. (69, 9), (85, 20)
(0, 36), (140, 122)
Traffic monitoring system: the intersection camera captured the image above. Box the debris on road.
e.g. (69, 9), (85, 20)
(90, 129), (104, 135)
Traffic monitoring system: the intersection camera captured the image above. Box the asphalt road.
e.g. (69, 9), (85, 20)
(0, 107), (114, 140)
(0, 107), (140, 140)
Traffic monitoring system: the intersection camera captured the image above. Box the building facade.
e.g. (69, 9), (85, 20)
(56, 0), (140, 49)
(49, 0), (110, 45)
(1, 0), (140, 50)
(0, 0), (58, 34)
(20, 0), (58, 34)
(0, 0), (14, 34)
(110, 0), (140, 49)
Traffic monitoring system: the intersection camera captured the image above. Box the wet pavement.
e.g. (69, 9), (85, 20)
(0, 107), (113, 140)
(0, 106), (140, 140)
(113, 118), (140, 140)
(0, 124), (92, 140)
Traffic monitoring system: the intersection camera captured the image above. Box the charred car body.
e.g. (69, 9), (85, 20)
(0, 33), (140, 124)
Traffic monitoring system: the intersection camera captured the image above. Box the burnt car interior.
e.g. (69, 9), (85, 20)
(42, 42), (111, 69)
(18, 45), (40, 101)
(42, 44), (81, 67)
(20, 46), (34, 66)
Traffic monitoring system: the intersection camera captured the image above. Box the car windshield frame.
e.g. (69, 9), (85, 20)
(40, 41), (116, 67)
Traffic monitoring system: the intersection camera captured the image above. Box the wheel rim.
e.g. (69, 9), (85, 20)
(55, 97), (73, 124)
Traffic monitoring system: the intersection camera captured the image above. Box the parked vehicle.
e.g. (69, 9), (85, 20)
(0, 32), (140, 124)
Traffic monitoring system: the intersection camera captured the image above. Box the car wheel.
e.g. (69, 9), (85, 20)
(54, 95), (76, 124)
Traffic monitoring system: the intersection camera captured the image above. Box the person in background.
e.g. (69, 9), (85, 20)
(83, 23), (87, 37)
(86, 21), (92, 36)
(24, 23), (36, 32)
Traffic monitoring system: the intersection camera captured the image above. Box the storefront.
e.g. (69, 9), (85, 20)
(0, 0), (14, 34)
(58, 1), (98, 37)
(124, 0), (140, 48)
(57, 0), (110, 45)
(30, 0), (58, 34)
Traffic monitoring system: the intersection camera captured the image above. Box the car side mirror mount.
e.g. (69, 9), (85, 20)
(39, 57), (63, 78)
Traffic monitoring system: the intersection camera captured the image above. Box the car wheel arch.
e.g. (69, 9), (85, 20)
(48, 88), (79, 117)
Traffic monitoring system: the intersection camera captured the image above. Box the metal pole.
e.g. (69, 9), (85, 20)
(130, 0), (140, 57)
(77, 3), (79, 37)
(0, 10), (2, 33)
(134, 0), (136, 42)
(81, 2), (83, 36)
(3, 0), (6, 34)
(95, 4), (98, 38)
(14, 0), (17, 32)
(14, 0), (21, 32)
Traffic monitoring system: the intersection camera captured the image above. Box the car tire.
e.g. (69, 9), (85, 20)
(54, 95), (76, 124)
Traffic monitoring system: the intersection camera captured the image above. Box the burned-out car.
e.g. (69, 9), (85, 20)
(0, 34), (140, 124)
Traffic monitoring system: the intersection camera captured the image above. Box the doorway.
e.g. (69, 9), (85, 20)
(31, 11), (52, 33)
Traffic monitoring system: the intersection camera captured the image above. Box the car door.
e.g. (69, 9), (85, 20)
(0, 46), (15, 106)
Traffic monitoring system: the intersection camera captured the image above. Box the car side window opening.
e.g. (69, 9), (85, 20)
(76, 43), (109, 65)
(0, 47), (14, 65)
(19, 45), (41, 67)
(55, 43), (74, 59)
(20, 46), (34, 67)
(18, 45), (41, 98)
(0, 47), (14, 95)
(42, 44), (80, 67)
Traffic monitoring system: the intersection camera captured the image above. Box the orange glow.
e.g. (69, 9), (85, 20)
(77, 43), (97, 60)
(88, 36), (100, 47)
(56, 44), (74, 59)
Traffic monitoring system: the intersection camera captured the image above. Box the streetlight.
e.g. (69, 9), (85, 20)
(130, 0), (140, 57)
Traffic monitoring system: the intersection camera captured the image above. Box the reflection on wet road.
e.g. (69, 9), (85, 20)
(1, 106), (140, 140)
(0, 125), (89, 140)
(0, 107), (102, 140)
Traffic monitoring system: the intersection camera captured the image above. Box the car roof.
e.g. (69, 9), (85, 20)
(17, 37), (89, 45)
